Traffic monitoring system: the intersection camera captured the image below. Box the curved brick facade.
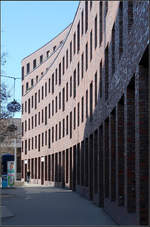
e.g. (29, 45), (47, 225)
(21, 1), (149, 225)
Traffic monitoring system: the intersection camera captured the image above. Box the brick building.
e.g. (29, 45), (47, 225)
(21, 1), (149, 225)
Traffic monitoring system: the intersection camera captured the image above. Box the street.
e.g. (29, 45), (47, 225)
(1, 185), (117, 226)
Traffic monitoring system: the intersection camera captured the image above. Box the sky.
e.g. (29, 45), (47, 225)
(1, 1), (79, 118)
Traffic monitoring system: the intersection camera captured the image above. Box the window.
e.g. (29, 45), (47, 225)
(70, 41), (72, 63)
(90, 30), (93, 61)
(42, 133), (44, 147)
(59, 63), (61, 85)
(95, 15), (97, 49)
(45, 131), (47, 146)
(36, 75), (38, 83)
(25, 140), (27, 154)
(81, 97), (84, 122)
(63, 57), (65, 75)
(31, 79), (34, 87)
(28, 98), (30, 114)
(85, 1), (88, 33)
(22, 104), (24, 115)
(100, 60), (102, 98)
(40, 55), (43, 63)
(53, 46), (56, 52)
(55, 124), (58, 141)
(86, 90), (88, 118)
(81, 53), (84, 79)
(45, 106), (47, 125)
(70, 76), (72, 97)
(52, 73), (54, 93)
(42, 109), (44, 123)
(38, 112), (40, 125)
(52, 100), (54, 116)
(35, 136), (37, 149)
(48, 78), (51, 93)
(77, 102), (80, 126)
(35, 92), (37, 109)
(42, 86), (44, 99)
(22, 66), (24, 80)
(47, 50), (50, 58)
(27, 63), (30, 74)
(38, 89), (40, 103)
(105, 45), (109, 100)
(99, 1), (103, 46)
(81, 10), (84, 35)
(90, 82), (93, 120)
(25, 101), (27, 113)
(59, 92), (61, 109)
(55, 68), (57, 85)
(66, 49), (68, 69)
(48, 103), (51, 118)
(52, 127), (54, 143)
(70, 111), (72, 139)
(73, 69), (76, 98)
(32, 116), (34, 129)
(22, 141), (24, 153)
(77, 22), (80, 53)
(66, 115), (68, 135)
(45, 82), (47, 97)
(63, 119), (65, 137)
(77, 62), (80, 86)
(31, 96), (33, 108)
(32, 137), (34, 150)
(33, 59), (36, 69)
(59, 121), (61, 139)
(38, 134), (40, 151)
(35, 114), (37, 127)
(22, 122), (24, 136)
(62, 87), (65, 111)
(74, 107), (76, 129)
(85, 42), (88, 71)
(66, 82), (68, 102)
(95, 72), (98, 106)
(26, 82), (29, 91)
(55, 96), (57, 113)
(73, 32), (76, 55)
(48, 129), (51, 148)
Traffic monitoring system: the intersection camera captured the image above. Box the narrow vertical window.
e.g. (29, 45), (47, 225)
(90, 30), (92, 61)
(62, 87), (65, 111)
(66, 82), (68, 102)
(74, 107), (76, 130)
(48, 103), (51, 119)
(77, 62), (80, 86)
(59, 92), (61, 109)
(22, 66), (24, 80)
(70, 41), (72, 63)
(48, 129), (51, 148)
(86, 90), (88, 118)
(59, 63), (61, 85)
(81, 10), (84, 35)
(77, 102), (80, 126)
(35, 93), (37, 109)
(48, 78), (51, 93)
(66, 115), (68, 135)
(77, 22), (80, 53)
(85, 43), (88, 71)
(95, 15), (97, 49)
(99, 1), (103, 46)
(70, 112), (72, 139)
(73, 32), (76, 55)
(63, 119), (65, 137)
(52, 100), (54, 116)
(95, 71), (97, 106)
(42, 86), (44, 99)
(90, 81), (93, 121)
(85, 1), (88, 33)
(73, 69), (76, 98)
(45, 82), (47, 97)
(59, 121), (61, 139)
(45, 106), (47, 125)
(81, 96), (84, 122)
(70, 76), (72, 97)
(55, 68), (57, 85)
(81, 53), (84, 79)
(63, 57), (65, 75)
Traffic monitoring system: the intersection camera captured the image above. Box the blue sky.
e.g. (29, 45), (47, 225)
(1, 1), (79, 118)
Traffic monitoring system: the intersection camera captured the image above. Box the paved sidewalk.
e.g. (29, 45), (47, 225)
(1, 185), (117, 226)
